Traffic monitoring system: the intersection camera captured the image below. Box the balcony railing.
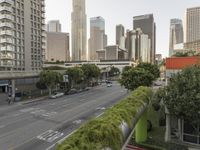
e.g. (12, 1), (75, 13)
(0, 14), (14, 21)
(0, 6), (12, 12)
(0, 30), (13, 36)
(0, 53), (14, 60)
(0, 46), (13, 52)
(0, 0), (13, 5)
(0, 22), (13, 28)
(0, 38), (13, 44)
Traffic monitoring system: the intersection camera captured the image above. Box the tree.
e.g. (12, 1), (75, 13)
(36, 80), (47, 95)
(108, 66), (120, 77)
(122, 66), (132, 74)
(39, 70), (62, 96)
(65, 67), (84, 88)
(137, 63), (160, 79)
(155, 65), (200, 125)
(81, 64), (100, 85)
(119, 67), (154, 91)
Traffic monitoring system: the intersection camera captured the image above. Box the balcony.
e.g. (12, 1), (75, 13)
(0, 61), (13, 68)
(41, 13), (45, 19)
(0, 6), (12, 12)
(0, 53), (14, 60)
(0, 14), (13, 21)
(41, 1), (45, 7)
(0, 22), (13, 28)
(41, 7), (45, 12)
(0, 30), (13, 36)
(0, 46), (13, 52)
(0, 0), (13, 5)
(0, 38), (13, 44)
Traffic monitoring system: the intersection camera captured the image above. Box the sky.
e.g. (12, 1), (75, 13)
(45, 0), (200, 57)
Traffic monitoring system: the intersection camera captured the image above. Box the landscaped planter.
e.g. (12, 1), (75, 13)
(57, 86), (153, 150)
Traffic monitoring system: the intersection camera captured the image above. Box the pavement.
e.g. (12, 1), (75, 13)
(0, 82), (128, 150)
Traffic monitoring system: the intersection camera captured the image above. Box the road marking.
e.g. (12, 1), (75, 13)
(45, 130), (78, 150)
(37, 130), (64, 143)
(96, 107), (106, 110)
(72, 120), (82, 124)
(96, 112), (104, 118)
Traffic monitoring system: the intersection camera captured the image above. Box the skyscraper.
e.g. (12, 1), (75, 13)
(0, 0), (46, 71)
(133, 14), (156, 63)
(88, 16), (107, 60)
(47, 20), (61, 32)
(169, 19), (184, 56)
(116, 24), (125, 47)
(71, 0), (87, 61)
(126, 28), (150, 63)
(184, 7), (200, 53)
(185, 7), (200, 43)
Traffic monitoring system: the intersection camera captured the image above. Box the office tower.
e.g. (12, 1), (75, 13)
(126, 28), (150, 63)
(46, 32), (70, 62)
(116, 24), (125, 48)
(169, 19), (184, 56)
(88, 16), (107, 60)
(0, 0), (46, 71)
(47, 20), (61, 32)
(133, 14), (156, 63)
(184, 7), (200, 52)
(71, 0), (87, 61)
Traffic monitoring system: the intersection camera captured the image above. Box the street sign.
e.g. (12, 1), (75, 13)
(63, 75), (69, 83)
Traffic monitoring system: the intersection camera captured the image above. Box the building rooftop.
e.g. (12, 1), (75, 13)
(166, 56), (200, 70)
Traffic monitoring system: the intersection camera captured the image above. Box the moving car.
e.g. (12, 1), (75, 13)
(50, 92), (64, 99)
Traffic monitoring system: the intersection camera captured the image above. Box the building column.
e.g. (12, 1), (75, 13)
(135, 111), (147, 143)
(11, 79), (15, 101)
(165, 107), (171, 142)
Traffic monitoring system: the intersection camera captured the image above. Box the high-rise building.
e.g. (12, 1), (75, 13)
(133, 14), (156, 63)
(185, 7), (200, 43)
(0, 0), (46, 71)
(46, 32), (70, 62)
(71, 0), (87, 61)
(88, 16), (107, 60)
(126, 28), (150, 63)
(116, 24), (125, 48)
(184, 7), (200, 52)
(169, 19), (184, 56)
(47, 20), (61, 32)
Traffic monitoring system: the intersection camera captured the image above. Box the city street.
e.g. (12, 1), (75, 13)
(0, 82), (128, 150)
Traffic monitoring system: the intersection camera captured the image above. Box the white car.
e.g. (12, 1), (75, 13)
(50, 92), (64, 99)
(107, 83), (112, 87)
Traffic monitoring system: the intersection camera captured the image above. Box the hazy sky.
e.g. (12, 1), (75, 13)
(45, 0), (200, 57)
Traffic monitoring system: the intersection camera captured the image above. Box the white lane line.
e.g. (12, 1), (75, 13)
(96, 112), (104, 118)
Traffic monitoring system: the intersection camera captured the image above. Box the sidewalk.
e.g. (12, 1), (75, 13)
(0, 93), (49, 106)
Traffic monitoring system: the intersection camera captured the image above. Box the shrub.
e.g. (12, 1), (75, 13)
(57, 87), (153, 150)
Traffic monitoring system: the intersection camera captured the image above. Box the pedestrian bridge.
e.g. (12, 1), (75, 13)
(0, 71), (40, 80)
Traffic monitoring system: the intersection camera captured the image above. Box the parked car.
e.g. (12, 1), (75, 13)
(107, 83), (112, 87)
(50, 92), (64, 99)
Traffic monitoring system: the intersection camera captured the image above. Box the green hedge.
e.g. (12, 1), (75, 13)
(57, 86), (153, 150)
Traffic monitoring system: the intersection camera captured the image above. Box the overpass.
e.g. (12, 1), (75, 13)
(0, 71), (41, 101)
(0, 71), (40, 80)
(44, 60), (137, 71)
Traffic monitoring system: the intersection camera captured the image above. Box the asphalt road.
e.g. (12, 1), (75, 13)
(0, 82), (128, 150)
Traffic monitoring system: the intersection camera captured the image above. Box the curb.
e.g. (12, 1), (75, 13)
(20, 96), (49, 105)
